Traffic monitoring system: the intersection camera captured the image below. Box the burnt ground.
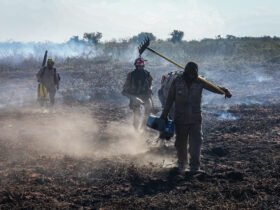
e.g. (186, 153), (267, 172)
(0, 60), (280, 209)
(0, 103), (280, 209)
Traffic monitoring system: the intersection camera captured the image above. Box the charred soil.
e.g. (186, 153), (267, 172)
(0, 103), (280, 209)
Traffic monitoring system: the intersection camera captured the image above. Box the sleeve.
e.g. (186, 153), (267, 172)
(202, 79), (224, 95)
(148, 73), (153, 88)
(122, 72), (131, 93)
(54, 68), (60, 85)
(161, 79), (176, 118)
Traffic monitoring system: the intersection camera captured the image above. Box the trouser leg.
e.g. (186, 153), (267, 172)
(129, 100), (141, 130)
(157, 88), (165, 108)
(133, 106), (141, 130)
(189, 123), (203, 170)
(133, 108), (141, 130)
(49, 90), (56, 105)
(142, 98), (152, 129)
(175, 124), (190, 167)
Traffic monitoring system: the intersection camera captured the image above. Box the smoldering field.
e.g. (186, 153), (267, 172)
(0, 46), (280, 209)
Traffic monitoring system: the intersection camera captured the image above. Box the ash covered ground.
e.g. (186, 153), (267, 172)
(0, 59), (280, 209)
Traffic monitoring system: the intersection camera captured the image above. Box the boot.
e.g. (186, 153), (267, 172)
(190, 167), (205, 174)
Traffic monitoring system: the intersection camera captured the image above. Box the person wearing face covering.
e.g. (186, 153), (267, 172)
(160, 61), (232, 173)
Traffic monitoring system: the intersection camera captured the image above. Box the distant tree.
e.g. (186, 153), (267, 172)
(272, 36), (280, 41)
(261, 36), (271, 41)
(67, 35), (86, 44)
(69, 36), (80, 42)
(226, 35), (236, 40)
(216, 35), (222, 39)
(83, 32), (103, 44)
(130, 32), (156, 43)
(170, 30), (184, 43)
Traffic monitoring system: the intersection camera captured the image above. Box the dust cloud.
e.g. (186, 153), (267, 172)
(0, 104), (159, 163)
(97, 121), (149, 156)
(0, 106), (98, 156)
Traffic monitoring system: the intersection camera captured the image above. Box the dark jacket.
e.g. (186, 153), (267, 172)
(123, 69), (153, 100)
(36, 67), (60, 92)
(161, 75), (223, 124)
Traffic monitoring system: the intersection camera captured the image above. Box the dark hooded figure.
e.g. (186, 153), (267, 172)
(36, 58), (60, 106)
(160, 61), (232, 173)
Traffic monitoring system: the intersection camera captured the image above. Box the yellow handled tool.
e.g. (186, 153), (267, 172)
(37, 83), (49, 100)
(138, 37), (225, 94)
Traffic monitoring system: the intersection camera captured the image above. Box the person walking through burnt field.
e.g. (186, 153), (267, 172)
(36, 58), (60, 106)
(160, 61), (232, 173)
(122, 57), (153, 131)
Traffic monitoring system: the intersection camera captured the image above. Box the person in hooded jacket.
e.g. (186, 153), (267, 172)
(160, 61), (232, 173)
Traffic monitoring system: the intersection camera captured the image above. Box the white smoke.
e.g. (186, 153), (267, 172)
(0, 41), (100, 65)
(0, 79), (36, 110)
(254, 73), (272, 82)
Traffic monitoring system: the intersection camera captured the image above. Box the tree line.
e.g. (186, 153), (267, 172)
(69, 30), (280, 45)
(66, 30), (280, 66)
(68, 30), (185, 44)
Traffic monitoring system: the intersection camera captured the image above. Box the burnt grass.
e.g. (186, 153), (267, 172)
(0, 103), (280, 209)
(0, 60), (280, 209)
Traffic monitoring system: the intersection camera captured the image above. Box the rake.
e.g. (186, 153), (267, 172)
(138, 37), (225, 94)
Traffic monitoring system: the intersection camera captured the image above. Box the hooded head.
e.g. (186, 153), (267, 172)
(47, 58), (55, 69)
(183, 61), (198, 82)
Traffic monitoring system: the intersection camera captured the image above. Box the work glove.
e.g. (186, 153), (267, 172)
(220, 87), (232, 98)
(159, 113), (168, 122)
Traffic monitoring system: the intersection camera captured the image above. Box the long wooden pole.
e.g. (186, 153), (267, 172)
(147, 47), (225, 94)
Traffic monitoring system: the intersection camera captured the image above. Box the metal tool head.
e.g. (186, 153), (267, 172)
(138, 37), (150, 55)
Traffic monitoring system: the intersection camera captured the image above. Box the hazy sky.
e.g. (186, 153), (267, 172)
(0, 0), (279, 42)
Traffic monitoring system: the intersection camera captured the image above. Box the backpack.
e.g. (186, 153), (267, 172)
(160, 71), (182, 99)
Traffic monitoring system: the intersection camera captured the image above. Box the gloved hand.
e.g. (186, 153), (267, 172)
(220, 87), (232, 98)
(57, 85), (59, 90)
